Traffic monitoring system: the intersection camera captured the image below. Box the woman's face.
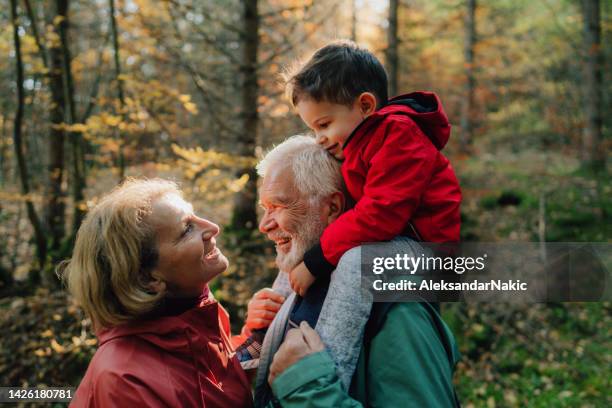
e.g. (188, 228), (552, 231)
(148, 193), (228, 297)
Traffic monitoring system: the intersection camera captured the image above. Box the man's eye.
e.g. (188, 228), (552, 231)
(183, 223), (194, 236)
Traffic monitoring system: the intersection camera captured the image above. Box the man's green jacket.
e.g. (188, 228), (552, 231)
(268, 302), (460, 407)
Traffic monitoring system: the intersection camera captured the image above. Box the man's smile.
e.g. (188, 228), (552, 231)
(272, 236), (292, 251)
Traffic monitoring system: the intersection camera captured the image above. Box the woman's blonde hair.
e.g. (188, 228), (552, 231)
(59, 178), (181, 328)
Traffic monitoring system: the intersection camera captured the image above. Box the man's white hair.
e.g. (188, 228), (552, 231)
(256, 134), (342, 199)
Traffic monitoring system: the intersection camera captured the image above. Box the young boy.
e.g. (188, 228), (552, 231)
(287, 40), (461, 296)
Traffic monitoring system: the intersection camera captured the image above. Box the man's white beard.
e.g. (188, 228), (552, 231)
(276, 205), (326, 273)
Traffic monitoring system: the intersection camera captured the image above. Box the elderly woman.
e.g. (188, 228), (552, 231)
(61, 178), (253, 407)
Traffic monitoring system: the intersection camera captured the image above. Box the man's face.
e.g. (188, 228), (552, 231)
(258, 164), (328, 272)
(296, 98), (364, 160)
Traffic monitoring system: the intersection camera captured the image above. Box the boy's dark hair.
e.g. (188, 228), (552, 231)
(284, 40), (388, 108)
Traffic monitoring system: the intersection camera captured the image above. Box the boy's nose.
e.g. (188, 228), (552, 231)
(315, 134), (328, 145)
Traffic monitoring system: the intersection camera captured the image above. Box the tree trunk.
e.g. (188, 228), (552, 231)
(45, 0), (69, 254)
(230, 0), (259, 235)
(0, 202), (13, 289)
(460, 0), (476, 153)
(10, 0), (47, 273)
(581, 0), (605, 172)
(23, 0), (48, 69)
(350, 0), (357, 42)
(0, 103), (8, 186)
(110, 0), (126, 180)
(386, 0), (399, 98)
(56, 0), (86, 233)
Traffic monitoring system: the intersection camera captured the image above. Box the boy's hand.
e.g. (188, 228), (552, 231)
(246, 288), (286, 331)
(289, 262), (316, 297)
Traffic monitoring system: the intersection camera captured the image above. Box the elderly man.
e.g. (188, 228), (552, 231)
(250, 135), (460, 407)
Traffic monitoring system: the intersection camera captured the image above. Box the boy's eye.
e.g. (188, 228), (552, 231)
(319, 122), (329, 129)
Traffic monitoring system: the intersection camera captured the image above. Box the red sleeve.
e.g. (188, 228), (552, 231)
(230, 325), (251, 350)
(305, 119), (438, 273)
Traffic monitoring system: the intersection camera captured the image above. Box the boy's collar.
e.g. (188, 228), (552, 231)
(342, 111), (378, 150)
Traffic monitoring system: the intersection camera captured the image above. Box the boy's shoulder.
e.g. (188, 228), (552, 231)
(349, 108), (417, 143)
(345, 110), (433, 158)
(349, 93), (451, 153)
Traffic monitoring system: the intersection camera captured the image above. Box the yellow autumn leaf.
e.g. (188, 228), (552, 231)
(50, 339), (66, 354)
(104, 115), (122, 127)
(184, 102), (198, 114)
(66, 123), (88, 133)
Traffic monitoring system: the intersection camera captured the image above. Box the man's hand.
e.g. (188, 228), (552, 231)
(268, 321), (325, 385)
(246, 288), (286, 331)
(289, 262), (316, 297)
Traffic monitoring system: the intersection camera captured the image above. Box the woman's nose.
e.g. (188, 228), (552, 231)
(198, 218), (219, 240)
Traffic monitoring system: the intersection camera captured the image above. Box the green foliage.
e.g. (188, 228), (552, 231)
(454, 138), (609, 406)
(445, 302), (611, 407)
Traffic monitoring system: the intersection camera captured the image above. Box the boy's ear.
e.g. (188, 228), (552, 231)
(358, 92), (377, 117)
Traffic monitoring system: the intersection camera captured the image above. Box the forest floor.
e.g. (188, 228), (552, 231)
(0, 143), (610, 407)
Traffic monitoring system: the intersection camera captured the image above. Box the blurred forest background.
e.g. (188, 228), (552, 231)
(0, 0), (610, 406)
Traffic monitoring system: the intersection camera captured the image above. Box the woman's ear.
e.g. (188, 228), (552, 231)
(358, 92), (377, 117)
(147, 271), (167, 294)
(326, 192), (345, 223)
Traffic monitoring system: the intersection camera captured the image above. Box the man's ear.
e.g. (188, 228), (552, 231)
(358, 92), (377, 117)
(326, 192), (345, 223)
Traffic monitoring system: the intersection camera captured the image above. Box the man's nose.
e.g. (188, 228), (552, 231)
(198, 218), (220, 240)
(259, 212), (277, 234)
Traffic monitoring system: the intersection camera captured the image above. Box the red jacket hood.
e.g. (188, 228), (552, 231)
(365, 91), (451, 150)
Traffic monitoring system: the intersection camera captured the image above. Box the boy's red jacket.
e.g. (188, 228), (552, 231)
(303, 91), (462, 277)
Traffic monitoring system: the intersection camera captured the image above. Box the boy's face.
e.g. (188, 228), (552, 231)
(296, 98), (365, 160)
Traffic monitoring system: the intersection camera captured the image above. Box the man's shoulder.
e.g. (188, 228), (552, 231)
(371, 302), (435, 338)
(368, 301), (459, 368)
(351, 302), (460, 407)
